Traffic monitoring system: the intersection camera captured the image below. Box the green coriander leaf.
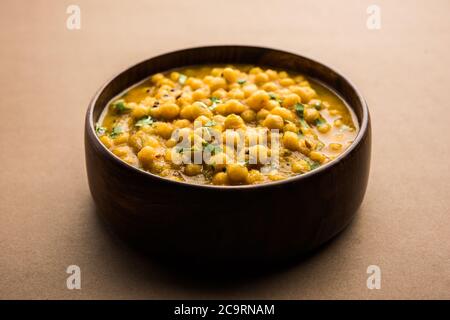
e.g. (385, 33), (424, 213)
(95, 124), (106, 135)
(204, 120), (216, 127)
(306, 158), (320, 170)
(237, 79), (246, 85)
(203, 143), (222, 155)
(315, 117), (326, 126)
(310, 161), (320, 170)
(109, 126), (123, 138)
(209, 97), (222, 110)
(135, 115), (153, 127)
(299, 118), (310, 129)
(178, 74), (187, 85)
(295, 103), (305, 118)
(112, 100), (131, 114)
(269, 93), (277, 100)
(316, 141), (325, 151)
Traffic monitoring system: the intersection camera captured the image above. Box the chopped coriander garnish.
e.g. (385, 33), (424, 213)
(237, 79), (246, 85)
(269, 93), (277, 100)
(295, 103), (305, 118)
(209, 97), (222, 110)
(299, 118), (310, 129)
(95, 124), (106, 135)
(203, 143), (222, 155)
(315, 118), (326, 126)
(316, 141), (325, 151)
(178, 74), (187, 85)
(112, 100), (131, 114)
(204, 120), (216, 127)
(135, 115), (153, 127)
(306, 158), (320, 170)
(109, 126), (123, 138)
(310, 161), (320, 170)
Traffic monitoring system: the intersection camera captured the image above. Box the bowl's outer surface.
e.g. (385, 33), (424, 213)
(85, 46), (371, 264)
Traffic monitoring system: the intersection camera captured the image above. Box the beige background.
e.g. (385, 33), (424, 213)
(1, 0), (449, 299)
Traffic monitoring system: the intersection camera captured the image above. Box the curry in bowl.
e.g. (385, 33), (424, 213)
(96, 65), (357, 186)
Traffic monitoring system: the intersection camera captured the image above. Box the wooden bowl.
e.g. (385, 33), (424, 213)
(85, 46), (371, 265)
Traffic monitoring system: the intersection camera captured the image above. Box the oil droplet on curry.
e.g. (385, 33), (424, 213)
(96, 65), (358, 185)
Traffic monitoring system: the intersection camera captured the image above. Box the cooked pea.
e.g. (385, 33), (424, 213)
(282, 131), (300, 151)
(271, 107), (295, 122)
(112, 146), (129, 158)
(317, 123), (331, 133)
(224, 114), (245, 129)
(226, 164), (249, 183)
(131, 104), (149, 119)
(114, 132), (129, 145)
(212, 172), (229, 185)
(224, 99), (246, 114)
(291, 159), (310, 173)
(263, 99), (279, 111)
(184, 164), (202, 176)
(153, 122), (174, 139)
(255, 72), (269, 85)
(304, 108), (320, 123)
(256, 109), (270, 121)
(241, 109), (256, 122)
(329, 143), (342, 151)
(100, 135), (113, 148)
(223, 67), (239, 83)
(246, 90), (270, 111)
(309, 151), (326, 163)
(279, 78), (295, 87)
(263, 114), (284, 130)
(283, 122), (299, 133)
(247, 169), (263, 184)
(137, 146), (158, 165)
(282, 93), (301, 108)
(159, 102), (180, 119)
(296, 86), (316, 103)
